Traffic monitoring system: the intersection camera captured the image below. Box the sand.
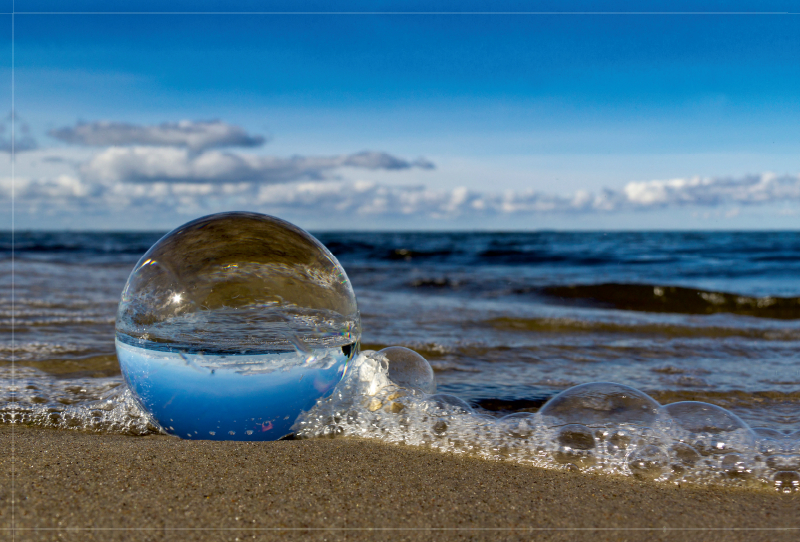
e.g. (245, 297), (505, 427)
(1, 426), (797, 542)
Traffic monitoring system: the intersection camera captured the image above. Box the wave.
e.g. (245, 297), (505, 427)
(542, 283), (800, 320)
(1, 232), (162, 262)
(488, 316), (800, 339)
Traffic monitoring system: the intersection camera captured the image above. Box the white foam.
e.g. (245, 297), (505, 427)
(1, 367), (159, 436)
(4, 352), (799, 491)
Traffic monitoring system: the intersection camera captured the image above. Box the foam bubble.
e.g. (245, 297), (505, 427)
(659, 401), (756, 455)
(377, 347), (436, 394)
(539, 382), (660, 427)
(4, 380), (159, 436)
(773, 471), (800, 493)
(627, 445), (670, 480)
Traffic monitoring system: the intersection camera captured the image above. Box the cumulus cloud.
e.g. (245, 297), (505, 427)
(621, 173), (800, 208)
(79, 147), (435, 184)
(49, 120), (266, 152)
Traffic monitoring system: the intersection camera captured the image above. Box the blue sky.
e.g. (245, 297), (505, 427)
(3, 1), (800, 230)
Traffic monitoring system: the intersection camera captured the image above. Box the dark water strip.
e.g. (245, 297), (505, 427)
(487, 316), (800, 339)
(543, 283), (800, 319)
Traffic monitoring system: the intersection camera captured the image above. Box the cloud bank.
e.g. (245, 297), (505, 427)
(79, 147), (435, 184)
(8, 171), (800, 221)
(7, 117), (797, 226)
(49, 120), (266, 152)
(45, 120), (434, 185)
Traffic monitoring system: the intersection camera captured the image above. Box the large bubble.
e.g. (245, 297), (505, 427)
(538, 382), (661, 427)
(659, 401), (754, 455)
(115, 212), (360, 440)
(377, 346), (436, 394)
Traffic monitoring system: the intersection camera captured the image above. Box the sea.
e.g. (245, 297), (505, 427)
(3, 230), (800, 488)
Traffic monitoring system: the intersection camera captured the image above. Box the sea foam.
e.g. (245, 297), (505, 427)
(4, 351), (799, 492)
(294, 351), (800, 492)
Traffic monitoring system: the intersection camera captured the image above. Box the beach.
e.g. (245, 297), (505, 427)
(2, 426), (797, 541)
(4, 231), (800, 539)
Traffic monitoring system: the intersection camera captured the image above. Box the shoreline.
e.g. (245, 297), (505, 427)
(1, 426), (797, 541)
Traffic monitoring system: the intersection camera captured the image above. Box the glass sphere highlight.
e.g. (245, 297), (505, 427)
(115, 212), (360, 440)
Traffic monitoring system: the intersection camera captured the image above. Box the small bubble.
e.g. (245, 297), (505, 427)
(766, 454), (800, 471)
(557, 424), (596, 451)
(627, 445), (668, 479)
(670, 442), (701, 467)
(721, 453), (751, 478)
(773, 471), (800, 493)
(426, 394), (472, 415)
(554, 424), (597, 468)
(500, 412), (538, 440)
(662, 401), (750, 434)
(606, 429), (632, 454)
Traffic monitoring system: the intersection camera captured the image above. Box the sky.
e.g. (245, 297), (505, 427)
(2, 1), (799, 230)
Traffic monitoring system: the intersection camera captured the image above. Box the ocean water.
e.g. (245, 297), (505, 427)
(3, 231), (800, 488)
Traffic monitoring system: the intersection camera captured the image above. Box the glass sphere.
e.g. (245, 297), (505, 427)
(115, 212), (360, 440)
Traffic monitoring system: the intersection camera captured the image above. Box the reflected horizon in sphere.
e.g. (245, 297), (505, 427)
(115, 212), (361, 440)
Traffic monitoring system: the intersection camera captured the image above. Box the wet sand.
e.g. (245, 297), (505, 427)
(1, 426), (797, 541)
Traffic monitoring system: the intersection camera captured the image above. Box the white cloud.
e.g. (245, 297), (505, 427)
(79, 147), (435, 184)
(621, 173), (800, 208)
(49, 120), (266, 152)
(8, 116), (800, 226)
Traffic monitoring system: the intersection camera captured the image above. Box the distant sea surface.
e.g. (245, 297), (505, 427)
(3, 231), (800, 432)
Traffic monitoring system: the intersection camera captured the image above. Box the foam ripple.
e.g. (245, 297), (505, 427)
(1, 367), (157, 435)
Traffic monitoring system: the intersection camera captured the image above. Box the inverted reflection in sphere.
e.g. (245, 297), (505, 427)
(115, 212), (360, 440)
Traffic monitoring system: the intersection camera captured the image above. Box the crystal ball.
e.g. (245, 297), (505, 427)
(115, 212), (361, 440)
